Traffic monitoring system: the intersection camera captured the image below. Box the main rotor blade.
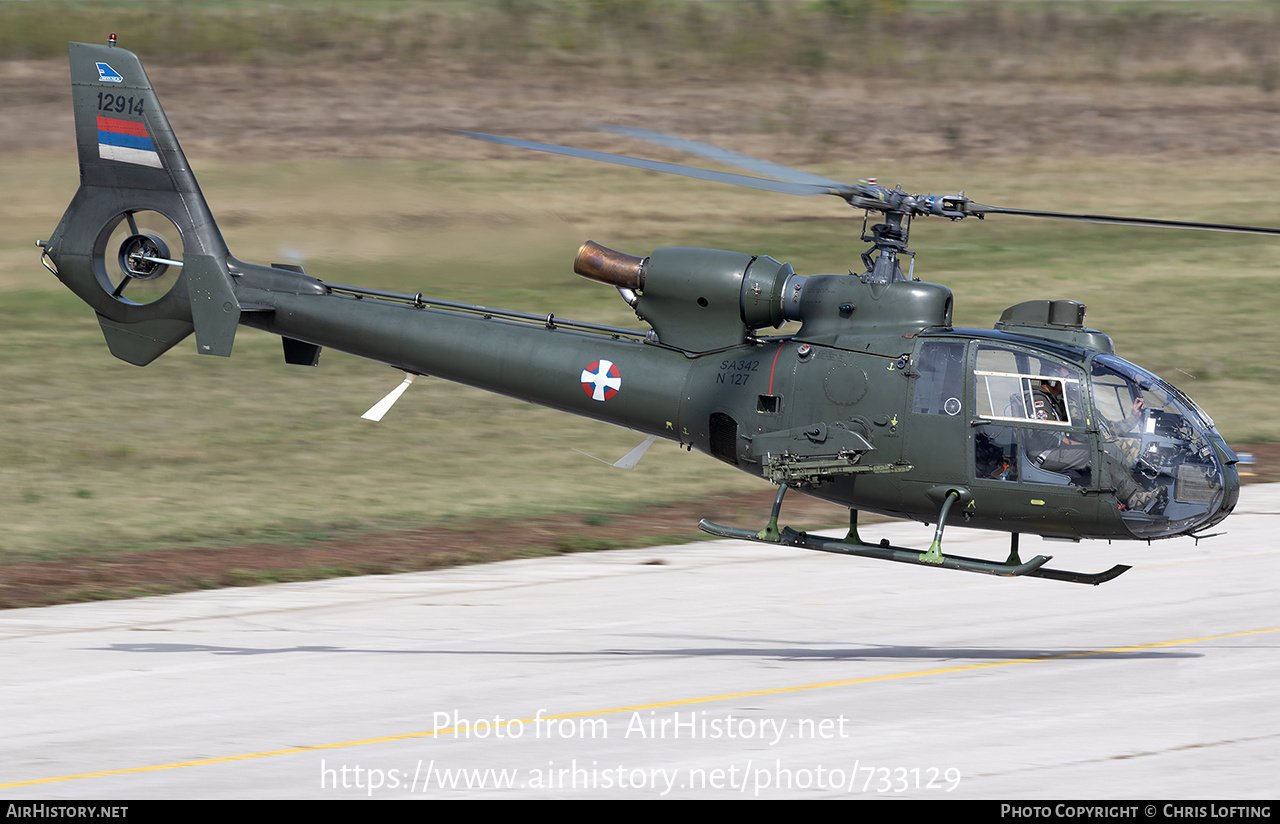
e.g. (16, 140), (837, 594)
(596, 125), (854, 191)
(452, 128), (1280, 237)
(967, 204), (1280, 237)
(450, 130), (852, 199)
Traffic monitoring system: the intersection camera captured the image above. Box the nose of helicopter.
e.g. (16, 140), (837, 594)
(1121, 456), (1238, 541)
(1094, 355), (1241, 541)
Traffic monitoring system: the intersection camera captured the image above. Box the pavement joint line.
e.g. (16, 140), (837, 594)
(3, 625), (1276, 791)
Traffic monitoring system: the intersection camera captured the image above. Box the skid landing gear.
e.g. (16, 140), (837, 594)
(698, 484), (1131, 586)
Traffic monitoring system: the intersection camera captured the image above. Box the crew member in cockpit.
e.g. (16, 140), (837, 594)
(1097, 390), (1167, 514)
(1027, 376), (1090, 483)
(1031, 372), (1166, 515)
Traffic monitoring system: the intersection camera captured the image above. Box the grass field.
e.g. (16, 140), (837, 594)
(4, 0), (1280, 90)
(4, 0), (1280, 578)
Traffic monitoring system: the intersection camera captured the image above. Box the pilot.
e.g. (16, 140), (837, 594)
(1030, 371), (1167, 515)
(1098, 391), (1168, 514)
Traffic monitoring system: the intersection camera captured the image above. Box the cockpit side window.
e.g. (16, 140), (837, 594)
(974, 346), (1086, 426)
(973, 345), (1092, 487)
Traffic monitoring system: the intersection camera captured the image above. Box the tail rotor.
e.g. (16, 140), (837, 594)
(101, 209), (185, 304)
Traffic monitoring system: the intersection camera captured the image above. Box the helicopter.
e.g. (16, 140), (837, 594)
(40, 40), (1270, 587)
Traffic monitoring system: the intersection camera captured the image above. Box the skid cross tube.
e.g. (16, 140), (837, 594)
(920, 489), (962, 565)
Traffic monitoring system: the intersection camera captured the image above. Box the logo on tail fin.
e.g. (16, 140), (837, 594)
(95, 62), (123, 82)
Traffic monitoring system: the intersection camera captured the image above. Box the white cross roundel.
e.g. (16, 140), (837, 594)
(581, 359), (621, 402)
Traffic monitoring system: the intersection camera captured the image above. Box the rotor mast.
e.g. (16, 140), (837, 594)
(840, 182), (969, 284)
(860, 208), (910, 284)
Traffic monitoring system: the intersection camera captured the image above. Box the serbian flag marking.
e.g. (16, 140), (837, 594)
(97, 115), (161, 168)
(581, 359), (622, 402)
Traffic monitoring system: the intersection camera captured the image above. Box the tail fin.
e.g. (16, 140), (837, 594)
(42, 41), (240, 364)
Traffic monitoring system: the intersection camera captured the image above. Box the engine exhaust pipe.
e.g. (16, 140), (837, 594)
(574, 241), (647, 290)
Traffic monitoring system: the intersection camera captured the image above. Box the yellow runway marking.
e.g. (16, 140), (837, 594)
(3, 625), (1276, 790)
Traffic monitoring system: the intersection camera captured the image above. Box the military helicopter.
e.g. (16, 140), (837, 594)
(41, 40), (1271, 586)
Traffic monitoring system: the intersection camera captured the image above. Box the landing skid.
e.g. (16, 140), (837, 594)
(697, 521), (1130, 585)
(697, 484), (1130, 585)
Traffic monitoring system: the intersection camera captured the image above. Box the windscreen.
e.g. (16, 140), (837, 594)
(1090, 355), (1232, 538)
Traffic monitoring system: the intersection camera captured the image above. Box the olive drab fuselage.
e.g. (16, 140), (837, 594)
(41, 42), (1242, 582)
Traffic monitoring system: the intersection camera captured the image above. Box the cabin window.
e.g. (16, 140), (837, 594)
(911, 341), (965, 415)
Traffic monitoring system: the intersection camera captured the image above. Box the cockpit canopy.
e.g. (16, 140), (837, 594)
(1089, 354), (1234, 537)
(960, 343), (1235, 539)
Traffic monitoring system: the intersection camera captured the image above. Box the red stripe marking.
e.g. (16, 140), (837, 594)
(767, 344), (783, 395)
(96, 116), (148, 137)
